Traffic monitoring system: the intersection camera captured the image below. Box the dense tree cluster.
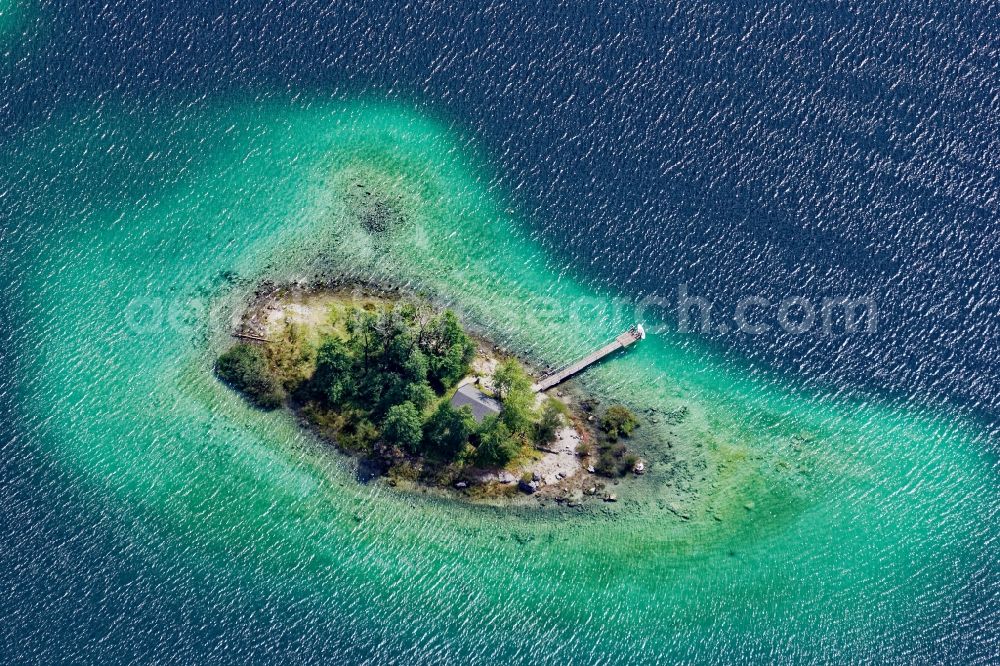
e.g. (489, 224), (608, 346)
(306, 306), (477, 457)
(217, 301), (564, 474)
(308, 306), (547, 469)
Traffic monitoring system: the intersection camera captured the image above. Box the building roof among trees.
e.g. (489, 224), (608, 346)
(450, 384), (501, 422)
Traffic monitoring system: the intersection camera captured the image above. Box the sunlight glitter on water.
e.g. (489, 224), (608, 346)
(5, 99), (994, 662)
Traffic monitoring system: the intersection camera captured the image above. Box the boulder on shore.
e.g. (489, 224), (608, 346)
(497, 471), (516, 484)
(518, 479), (539, 495)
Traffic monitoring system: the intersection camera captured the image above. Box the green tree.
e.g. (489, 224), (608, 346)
(421, 402), (475, 460)
(265, 322), (314, 395)
(376, 310), (420, 376)
(600, 405), (638, 441)
(500, 388), (533, 435)
(345, 308), (432, 413)
(312, 336), (354, 405)
(475, 416), (522, 468)
(381, 402), (423, 453)
(428, 345), (471, 393)
(534, 400), (564, 446)
(491, 359), (530, 401)
(419, 310), (475, 391)
(492, 359), (535, 435)
(403, 381), (436, 412)
(215, 343), (283, 409)
(345, 307), (379, 373)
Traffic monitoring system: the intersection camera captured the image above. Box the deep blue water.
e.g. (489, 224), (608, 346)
(1, 2), (998, 663)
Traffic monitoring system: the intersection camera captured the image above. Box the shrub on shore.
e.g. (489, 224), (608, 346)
(215, 343), (284, 409)
(593, 404), (640, 477)
(600, 405), (638, 441)
(534, 400), (564, 446)
(594, 448), (639, 477)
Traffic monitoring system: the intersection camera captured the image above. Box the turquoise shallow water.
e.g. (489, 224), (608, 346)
(0, 0), (34, 47)
(2, 100), (996, 662)
(0, 0), (23, 34)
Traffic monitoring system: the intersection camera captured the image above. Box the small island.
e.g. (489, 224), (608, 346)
(216, 283), (643, 502)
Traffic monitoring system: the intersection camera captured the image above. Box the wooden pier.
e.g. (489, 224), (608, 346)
(532, 325), (644, 392)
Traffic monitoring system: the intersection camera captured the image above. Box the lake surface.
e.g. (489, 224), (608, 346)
(1, 2), (997, 663)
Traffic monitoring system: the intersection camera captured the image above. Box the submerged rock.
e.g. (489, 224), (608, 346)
(668, 502), (691, 520)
